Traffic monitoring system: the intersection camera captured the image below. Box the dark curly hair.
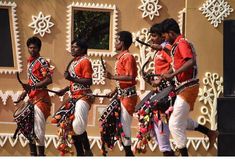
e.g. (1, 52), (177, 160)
(117, 31), (133, 49)
(149, 23), (163, 36)
(161, 18), (181, 34)
(26, 36), (42, 51)
(71, 38), (88, 54)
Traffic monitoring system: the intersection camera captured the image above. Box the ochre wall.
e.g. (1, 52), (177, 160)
(0, 0), (230, 156)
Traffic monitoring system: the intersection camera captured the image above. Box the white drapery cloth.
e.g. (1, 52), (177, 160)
(169, 96), (198, 149)
(34, 105), (46, 146)
(120, 102), (133, 146)
(72, 99), (90, 135)
(153, 121), (172, 152)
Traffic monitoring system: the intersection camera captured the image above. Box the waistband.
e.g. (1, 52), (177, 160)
(117, 86), (137, 97)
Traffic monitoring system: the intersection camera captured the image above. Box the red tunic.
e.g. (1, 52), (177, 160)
(27, 55), (52, 119)
(68, 55), (93, 105)
(115, 50), (138, 115)
(172, 35), (199, 110)
(154, 44), (172, 74)
(172, 35), (195, 83)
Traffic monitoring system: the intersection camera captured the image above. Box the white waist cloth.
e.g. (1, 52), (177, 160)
(168, 96), (198, 149)
(120, 102), (132, 146)
(153, 121), (172, 152)
(72, 99), (90, 135)
(34, 105), (46, 146)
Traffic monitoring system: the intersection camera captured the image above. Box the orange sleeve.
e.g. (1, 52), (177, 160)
(178, 40), (193, 60)
(124, 54), (137, 77)
(81, 59), (93, 78)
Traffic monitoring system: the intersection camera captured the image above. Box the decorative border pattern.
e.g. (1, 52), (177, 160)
(199, 0), (234, 28)
(66, 2), (118, 57)
(0, 1), (22, 74)
(178, 8), (186, 35)
(0, 133), (217, 152)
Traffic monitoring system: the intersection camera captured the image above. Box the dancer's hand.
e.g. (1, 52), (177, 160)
(14, 91), (27, 103)
(161, 73), (174, 81)
(64, 71), (73, 81)
(22, 83), (32, 92)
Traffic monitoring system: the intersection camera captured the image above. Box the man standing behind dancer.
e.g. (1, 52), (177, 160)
(16, 36), (52, 156)
(105, 31), (138, 156)
(160, 18), (217, 156)
(56, 38), (93, 156)
(143, 23), (174, 156)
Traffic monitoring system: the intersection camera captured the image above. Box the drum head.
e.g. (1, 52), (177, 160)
(14, 102), (29, 117)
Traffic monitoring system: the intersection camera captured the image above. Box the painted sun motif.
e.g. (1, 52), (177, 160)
(138, 0), (162, 20)
(28, 12), (54, 37)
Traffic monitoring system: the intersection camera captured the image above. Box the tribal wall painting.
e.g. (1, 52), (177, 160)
(198, 72), (223, 131)
(132, 28), (155, 91)
(138, 0), (162, 20)
(199, 0), (234, 28)
(28, 11), (54, 37)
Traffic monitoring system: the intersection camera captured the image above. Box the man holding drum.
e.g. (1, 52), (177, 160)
(142, 23), (175, 156)
(160, 18), (218, 156)
(56, 38), (94, 156)
(105, 31), (138, 156)
(16, 36), (52, 156)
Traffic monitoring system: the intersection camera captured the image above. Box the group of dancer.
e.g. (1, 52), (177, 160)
(14, 18), (217, 156)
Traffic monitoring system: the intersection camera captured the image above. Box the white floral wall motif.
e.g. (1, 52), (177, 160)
(28, 12), (54, 37)
(0, 133), (216, 152)
(199, 0), (234, 28)
(138, 0), (162, 20)
(0, 1), (22, 74)
(66, 2), (118, 57)
(198, 72), (223, 130)
(132, 28), (155, 90)
(92, 59), (105, 85)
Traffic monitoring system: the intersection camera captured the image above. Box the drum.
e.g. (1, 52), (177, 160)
(135, 91), (155, 112)
(135, 85), (176, 154)
(14, 102), (34, 123)
(52, 98), (78, 156)
(99, 98), (120, 122)
(149, 85), (176, 112)
(13, 102), (37, 141)
(99, 98), (121, 156)
(52, 98), (77, 126)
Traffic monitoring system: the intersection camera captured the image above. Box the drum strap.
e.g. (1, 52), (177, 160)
(13, 127), (20, 139)
(117, 86), (137, 97)
(175, 78), (199, 94)
(28, 57), (41, 84)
